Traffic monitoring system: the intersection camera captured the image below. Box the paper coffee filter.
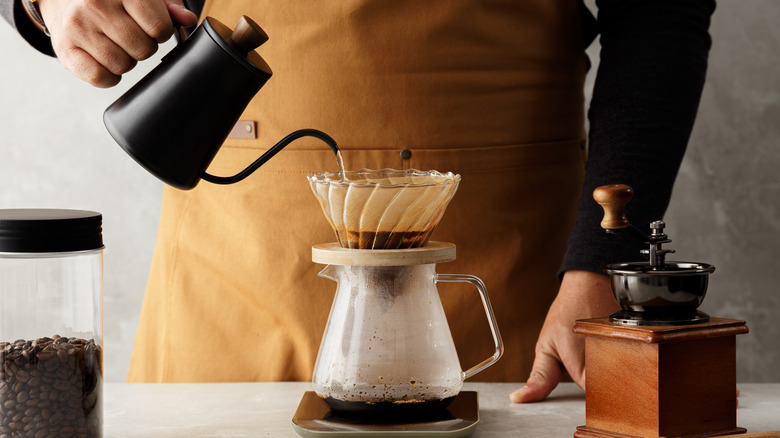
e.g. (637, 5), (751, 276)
(307, 169), (460, 249)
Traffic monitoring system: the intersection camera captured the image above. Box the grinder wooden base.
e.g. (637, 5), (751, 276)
(573, 317), (748, 438)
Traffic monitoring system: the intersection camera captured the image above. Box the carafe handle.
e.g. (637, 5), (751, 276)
(435, 274), (504, 379)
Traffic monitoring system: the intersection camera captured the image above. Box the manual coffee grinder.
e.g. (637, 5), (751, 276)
(574, 185), (748, 438)
(292, 169), (503, 436)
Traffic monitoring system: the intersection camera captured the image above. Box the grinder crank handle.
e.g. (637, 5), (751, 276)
(593, 184), (648, 242)
(435, 274), (504, 380)
(593, 184), (633, 230)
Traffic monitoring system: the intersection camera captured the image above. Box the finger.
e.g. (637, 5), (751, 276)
(58, 26), (138, 79)
(124, 0), (177, 43)
(59, 46), (122, 88)
(100, 16), (160, 61)
(84, 35), (138, 76)
(163, 0), (198, 28)
(510, 351), (563, 403)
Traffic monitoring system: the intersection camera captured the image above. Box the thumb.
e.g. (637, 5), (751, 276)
(510, 351), (563, 403)
(163, 0), (198, 27)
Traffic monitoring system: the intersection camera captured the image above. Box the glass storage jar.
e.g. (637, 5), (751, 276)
(0, 209), (104, 437)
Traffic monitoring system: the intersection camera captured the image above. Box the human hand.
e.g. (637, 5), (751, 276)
(510, 270), (618, 403)
(37, 0), (198, 87)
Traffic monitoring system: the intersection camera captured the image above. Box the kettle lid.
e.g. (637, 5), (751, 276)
(202, 16), (272, 80)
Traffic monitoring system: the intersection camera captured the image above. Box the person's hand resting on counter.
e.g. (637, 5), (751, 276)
(512, 270), (619, 403)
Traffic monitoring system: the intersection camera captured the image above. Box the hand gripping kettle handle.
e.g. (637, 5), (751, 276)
(201, 129), (340, 185)
(435, 273), (504, 379)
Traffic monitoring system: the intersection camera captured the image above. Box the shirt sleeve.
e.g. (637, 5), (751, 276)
(559, 0), (717, 278)
(1, 0), (54, 56)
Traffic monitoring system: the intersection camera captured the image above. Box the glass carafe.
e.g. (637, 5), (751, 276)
(311, 242), (502, 415)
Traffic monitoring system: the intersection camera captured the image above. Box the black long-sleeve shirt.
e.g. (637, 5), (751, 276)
(1, 0), (716, 278)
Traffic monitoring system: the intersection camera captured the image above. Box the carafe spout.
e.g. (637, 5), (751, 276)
(317, 265), (338, 282)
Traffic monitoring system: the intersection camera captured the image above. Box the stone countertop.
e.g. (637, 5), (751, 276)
(103, 382), (779, 437)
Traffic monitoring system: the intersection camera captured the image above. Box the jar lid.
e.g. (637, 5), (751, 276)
(0, 209), (103, 253)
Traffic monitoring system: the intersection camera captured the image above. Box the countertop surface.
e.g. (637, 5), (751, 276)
(103, 382), (780, 437)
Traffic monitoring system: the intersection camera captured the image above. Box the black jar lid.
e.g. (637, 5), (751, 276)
(0, 209), (103, 253)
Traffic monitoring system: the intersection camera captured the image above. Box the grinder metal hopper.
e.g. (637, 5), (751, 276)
(307, 169), (460, 249)
(594, 184), (715, 325)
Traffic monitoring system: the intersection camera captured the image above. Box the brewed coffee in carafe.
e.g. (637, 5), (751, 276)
(313, 262), (462, 415)
(310, 242), (502, 416)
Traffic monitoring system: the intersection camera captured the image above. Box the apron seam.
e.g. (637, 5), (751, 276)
(209, 140), (586, 174)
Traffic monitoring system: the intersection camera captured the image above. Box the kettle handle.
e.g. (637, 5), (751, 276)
(435, 273), (504, 380)
(201, 128), (340, 185)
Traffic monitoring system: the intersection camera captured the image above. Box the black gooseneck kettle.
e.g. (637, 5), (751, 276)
(103, 16), (338, 190)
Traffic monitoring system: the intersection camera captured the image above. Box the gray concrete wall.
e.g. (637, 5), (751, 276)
(665, 0), (780, 382)
(1, 0), (778, 383)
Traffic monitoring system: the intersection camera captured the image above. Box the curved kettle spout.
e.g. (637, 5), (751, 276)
(201, 129), (339, 185)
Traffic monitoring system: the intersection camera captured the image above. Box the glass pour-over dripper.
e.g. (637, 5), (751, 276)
(307, 169), (460, 249)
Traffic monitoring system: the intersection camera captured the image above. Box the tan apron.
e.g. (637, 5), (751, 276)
(128, 0), (587, 382)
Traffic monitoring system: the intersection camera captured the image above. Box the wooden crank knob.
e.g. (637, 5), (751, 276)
(593, 184), (633, 230)
(230, 16), (269, 55)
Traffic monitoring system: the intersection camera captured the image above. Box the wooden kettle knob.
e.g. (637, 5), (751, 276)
(230, 16), (269, 55)
(593, 184), (633, 230)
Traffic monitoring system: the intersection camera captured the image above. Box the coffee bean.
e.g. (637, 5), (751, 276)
(15, 391), (28, 404)
(15, 370), (29, 385)
(56, 349), (68, 364)
(35, 350), (53, 361)
(49, 412), (63, 425)
(0, 336), (102, 437)
(43, 360), (58, 373)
